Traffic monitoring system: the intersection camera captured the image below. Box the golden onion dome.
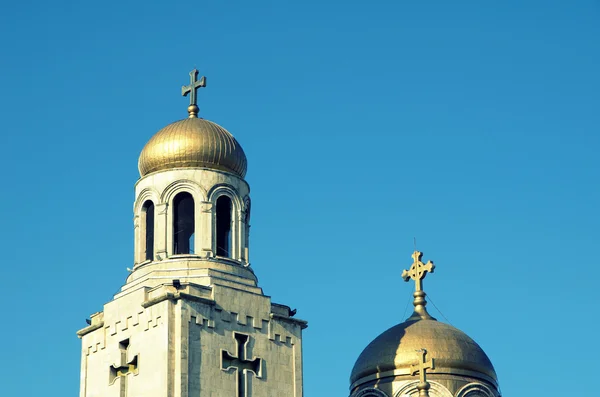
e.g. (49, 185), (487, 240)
(138, 117), (247, 178)
(350, 318), (497, 386)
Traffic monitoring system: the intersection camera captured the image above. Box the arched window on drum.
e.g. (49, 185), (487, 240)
(216, 196), (233, 258)
(142, 201), (155, 261)
(173, 192), (195, 254)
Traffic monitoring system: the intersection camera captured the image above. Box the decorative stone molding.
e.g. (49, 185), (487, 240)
(134, 187), (161, 213)
(242, 196), (251, 223)
(183, 298), (303, 345)
(455, 382), (497, 397)
(160, 178), (207, 204)
(207, 183), (242, 206)
(79, 309), (164, 355)
(395, 380), (453, 397)
(352, 388), (389, 397)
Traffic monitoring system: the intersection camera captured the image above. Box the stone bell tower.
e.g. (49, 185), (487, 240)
(77, 69), (307, 397)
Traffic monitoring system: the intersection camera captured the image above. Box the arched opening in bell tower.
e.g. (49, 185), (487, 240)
(216, 195), (232, 257)
(243, 198), (251, 262)
(142, 200), (155, 261)
(173, 192), (195, 254)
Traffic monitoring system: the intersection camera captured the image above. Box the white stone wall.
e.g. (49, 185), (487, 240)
(79, 289), (170, 397)
(79, 163), (306, 397)
(79, 281), (306, 397)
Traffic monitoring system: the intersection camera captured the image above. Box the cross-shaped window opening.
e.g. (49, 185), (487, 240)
(221, 333), (262, 397)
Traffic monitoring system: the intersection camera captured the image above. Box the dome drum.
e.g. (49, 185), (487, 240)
(351, 366), (498, 393)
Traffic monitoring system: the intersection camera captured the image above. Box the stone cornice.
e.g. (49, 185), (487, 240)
(141, 290), (216, 308)
(270, 312), (308, 329)
(76, 321), (104, 338)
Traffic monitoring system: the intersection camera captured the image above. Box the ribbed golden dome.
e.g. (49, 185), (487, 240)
(350, 319), (497, 385)
(138, 117), (247, 178)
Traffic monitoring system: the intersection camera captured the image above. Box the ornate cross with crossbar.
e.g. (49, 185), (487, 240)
(402, 250), (435, 293)
(402, 250), (436, 320)
(109, 339), (139, 397)
(221, 333), (262, 397)
(182, 68), (206, 118)
(410, 348), (435, 397)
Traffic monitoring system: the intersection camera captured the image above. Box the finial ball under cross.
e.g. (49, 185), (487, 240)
(182, 68), (207, 118)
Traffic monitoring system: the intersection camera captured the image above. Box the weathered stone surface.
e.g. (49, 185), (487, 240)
(78, 165), (306, 397)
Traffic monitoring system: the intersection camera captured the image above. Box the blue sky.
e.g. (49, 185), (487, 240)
(0, 1), (599, 396)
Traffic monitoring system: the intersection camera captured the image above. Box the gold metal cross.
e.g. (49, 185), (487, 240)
(410, 348), (434, 382)
(402, 251), (435, 293)
(182, 69), (206, 108)
(410, 348), (435, 397)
